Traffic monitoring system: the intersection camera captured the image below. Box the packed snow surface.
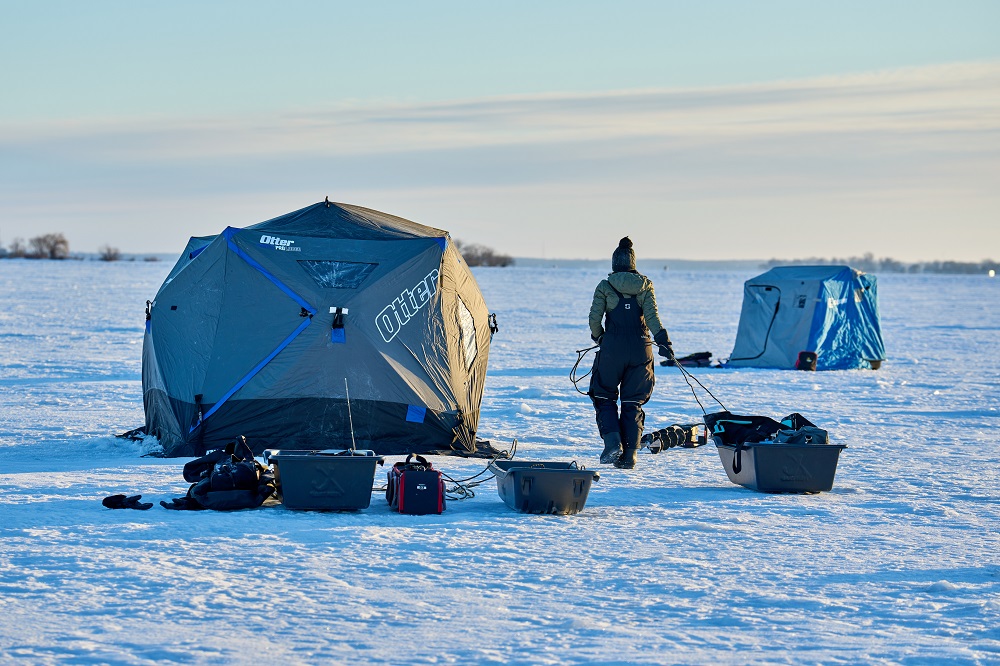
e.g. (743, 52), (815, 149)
(1, 260), (997, 665)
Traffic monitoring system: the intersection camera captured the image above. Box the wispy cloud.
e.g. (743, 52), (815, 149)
(7, 61), (998, 155)
(2, 61), (998, 260)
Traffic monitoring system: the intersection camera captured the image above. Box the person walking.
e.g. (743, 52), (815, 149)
(588, 237), (673, 469)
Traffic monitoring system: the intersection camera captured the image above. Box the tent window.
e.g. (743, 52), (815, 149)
(298, 260), (377, 289)
(457, 297), (477, 370)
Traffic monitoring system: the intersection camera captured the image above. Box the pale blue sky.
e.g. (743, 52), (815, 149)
(2, 1), (998, 260)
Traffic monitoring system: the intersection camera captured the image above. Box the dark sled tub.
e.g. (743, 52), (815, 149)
(714, 440), (846, 493)
(488, 460), (600, 515)
(266, 449), (384, 511)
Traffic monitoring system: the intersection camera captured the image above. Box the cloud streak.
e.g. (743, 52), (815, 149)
(1, 61), (998, 260)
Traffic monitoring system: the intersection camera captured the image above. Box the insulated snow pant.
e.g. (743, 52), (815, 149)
(589, 288), (655, 450)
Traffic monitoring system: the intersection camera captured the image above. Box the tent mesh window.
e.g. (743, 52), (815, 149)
(298, 260), (378, 289)
(457, 296), (478, 369)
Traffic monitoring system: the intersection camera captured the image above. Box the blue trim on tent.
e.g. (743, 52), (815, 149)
(191, 317), (313, 433)
(406, 405), (427, 423)
(190, 228), (319, 433)
(330, 328), (346, 344)
(435, 237), (447, 251)
(222, 227), (316, 314)
(189, 246), (207, 260)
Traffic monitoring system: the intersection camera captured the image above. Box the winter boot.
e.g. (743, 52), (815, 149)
(614, 447), (638, 470)
(599, 432), (623, 465)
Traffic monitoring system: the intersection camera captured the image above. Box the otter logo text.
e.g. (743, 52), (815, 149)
(259, 234), (301, 252)
(376, 270), (439, 343)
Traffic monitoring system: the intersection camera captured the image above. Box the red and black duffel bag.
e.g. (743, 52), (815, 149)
(386, 454), (446, 515)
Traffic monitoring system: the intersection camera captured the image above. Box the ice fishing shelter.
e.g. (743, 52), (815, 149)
(142, 201), (492, 457)
(726, 265), (885, 370)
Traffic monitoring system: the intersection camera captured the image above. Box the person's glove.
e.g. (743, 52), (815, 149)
(159, 497), (205, 511)
(591, 332), (603, 345)
(102, 494), (153, 510)
(654, 329), (674, 361)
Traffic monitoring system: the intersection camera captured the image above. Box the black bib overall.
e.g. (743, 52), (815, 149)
(589, 285), (655, 449)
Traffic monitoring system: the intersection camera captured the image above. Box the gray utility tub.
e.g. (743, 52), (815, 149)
(705, 411), (846, 494)
(714, 440), (846, 493)
(266, 449), (384, 511)
(488, 460), (599, 515)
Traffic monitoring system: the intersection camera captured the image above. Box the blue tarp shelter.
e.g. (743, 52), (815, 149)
(726, 265), (886, 370)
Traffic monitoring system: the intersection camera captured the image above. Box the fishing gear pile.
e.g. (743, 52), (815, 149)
(160, 436), (276, 511)
(672, 358), (848, 493)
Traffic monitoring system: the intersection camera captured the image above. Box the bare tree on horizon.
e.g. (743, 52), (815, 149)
(98, 245), (121, 262)
(27, 234), (70, 260)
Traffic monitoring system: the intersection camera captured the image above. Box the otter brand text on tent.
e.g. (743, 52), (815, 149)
(376, 270), (439, 343)
(259, 235), (302, 252)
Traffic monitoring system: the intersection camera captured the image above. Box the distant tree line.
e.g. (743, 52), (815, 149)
(762, 252), (998, 275)
(2, 232), (505, 265)
(1, 234), (162, 262)
(2, 233), (71, 260)
(454, 239), (514, 267)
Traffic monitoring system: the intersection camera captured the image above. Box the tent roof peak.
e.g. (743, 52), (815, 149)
(244, 201), (448, 241)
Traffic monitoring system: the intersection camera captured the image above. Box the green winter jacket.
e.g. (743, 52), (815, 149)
(589, 271), (665, 341)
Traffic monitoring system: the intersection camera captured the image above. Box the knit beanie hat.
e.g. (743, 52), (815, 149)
(612, 237), (636, 272)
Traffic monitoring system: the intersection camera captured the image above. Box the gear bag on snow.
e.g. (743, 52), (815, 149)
(703, 411), (829, 474)
(385, 454), (446, 515)
(660, 351), (714, 368)
(703, 411), (826, 445)
(161, 436), (276, 511)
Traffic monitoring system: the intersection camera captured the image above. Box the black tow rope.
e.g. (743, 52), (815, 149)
(670, 358), (729, 417)
(571, 339), (731, 416)
(570, 344), (600, 395)
(370, 439), (519, 500)
(441, 439), (518, 500)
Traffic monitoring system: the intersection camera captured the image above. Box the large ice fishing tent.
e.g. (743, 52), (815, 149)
(142, 201), (492, 457)
(726, 265), (885, 370)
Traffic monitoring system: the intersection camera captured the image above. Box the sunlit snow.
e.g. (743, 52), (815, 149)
(1, 260), (997, 664)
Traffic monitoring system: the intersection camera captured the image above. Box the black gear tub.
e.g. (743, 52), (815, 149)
(265, 449), (384, 510)
(488, 460), (600, 515)
(705, 412), (846, 494)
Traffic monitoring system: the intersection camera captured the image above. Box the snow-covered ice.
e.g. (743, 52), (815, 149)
(1, 259), (998, 665)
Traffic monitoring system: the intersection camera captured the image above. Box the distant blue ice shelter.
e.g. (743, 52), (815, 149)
(726, 265), (886, 370)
